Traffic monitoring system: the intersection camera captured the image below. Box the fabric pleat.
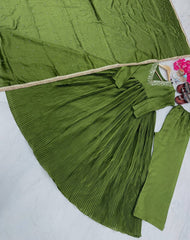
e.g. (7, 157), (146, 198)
(6, 71), (156, 237)
(0, 0), (190, 238)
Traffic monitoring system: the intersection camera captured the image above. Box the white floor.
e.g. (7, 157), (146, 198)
(0, 1), (190, 239)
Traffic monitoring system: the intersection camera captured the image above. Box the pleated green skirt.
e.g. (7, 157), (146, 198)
(6, 70), (156, 237)
(1, 0), (190, 237)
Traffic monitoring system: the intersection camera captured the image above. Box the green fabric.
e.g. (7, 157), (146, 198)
(6, 76), (156, 237)
(0, 0), (190, 89)
(134, 105), (190, 230)
(0, 0), (190, 237)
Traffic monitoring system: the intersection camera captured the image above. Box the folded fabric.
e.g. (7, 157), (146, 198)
(0, 0), (190, 238)
(134, 105), (190, 230)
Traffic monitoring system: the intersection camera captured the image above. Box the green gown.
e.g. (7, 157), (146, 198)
(0, 0), (190, 237)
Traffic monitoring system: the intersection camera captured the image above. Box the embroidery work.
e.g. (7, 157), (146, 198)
(147, 63), (173, 87)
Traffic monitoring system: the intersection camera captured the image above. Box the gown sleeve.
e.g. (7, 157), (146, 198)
(132, 93), (175, 118)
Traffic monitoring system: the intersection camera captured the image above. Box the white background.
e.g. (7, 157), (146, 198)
(0, 1), (190, 239)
